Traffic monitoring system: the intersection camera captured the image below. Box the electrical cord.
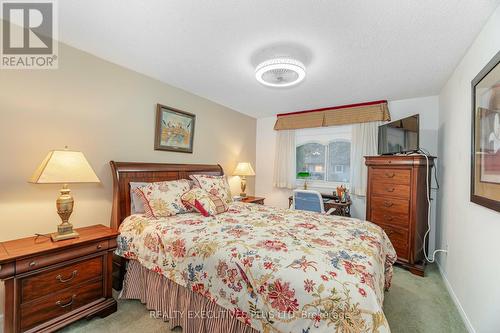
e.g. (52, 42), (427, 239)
(417, 148), (440, 190)
(412, 150), (447, 263)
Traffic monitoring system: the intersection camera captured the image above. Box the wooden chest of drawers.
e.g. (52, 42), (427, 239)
(365, 155), (434, 276)
(0, 225), (118, 333)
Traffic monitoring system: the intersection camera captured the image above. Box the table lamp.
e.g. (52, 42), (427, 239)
(233, 162), (255, 197)
(29, 148), (100, 241)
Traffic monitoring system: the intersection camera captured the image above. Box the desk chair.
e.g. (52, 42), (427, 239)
(292, 190), (336, 215)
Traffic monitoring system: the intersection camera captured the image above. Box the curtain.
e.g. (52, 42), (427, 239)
(273, 129), (295, 189)
(350, 121), (383, 196)
(274, 100), (390, 130)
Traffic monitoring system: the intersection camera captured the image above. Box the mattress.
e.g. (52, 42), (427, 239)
(116, 202), (397, 332)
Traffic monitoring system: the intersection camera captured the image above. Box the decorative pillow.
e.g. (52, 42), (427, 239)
(181, 188), (228, 217)
(130, 182), (149, 214)
(190, 174), (233, 204)
(134, 179), (191, 218)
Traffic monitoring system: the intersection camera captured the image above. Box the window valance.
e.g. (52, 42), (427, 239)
(274, 100), (390, 130)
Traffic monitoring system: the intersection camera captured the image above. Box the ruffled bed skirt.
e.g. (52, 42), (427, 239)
(120, 260), (258, 333)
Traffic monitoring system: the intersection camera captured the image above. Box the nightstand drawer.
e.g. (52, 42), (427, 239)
(20, 279), (103, 331)
(21, 256), (103, 303)
(16, 240), (109, 274)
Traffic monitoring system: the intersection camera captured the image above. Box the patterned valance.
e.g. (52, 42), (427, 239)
(274, 100), (390, 130)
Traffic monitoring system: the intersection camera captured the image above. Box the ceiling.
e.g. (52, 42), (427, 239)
(59, 0), (499, 118)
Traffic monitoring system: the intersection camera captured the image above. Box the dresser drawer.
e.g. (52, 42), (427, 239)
(21, 256), (103, 303)
(370, 168), (411, 185)
(20, 279), (103, 331)
(371, 196), (409, 215)
(16, 240), (109, 274)
(371, 183), (411, 199)
(379, 224), (409, 261)
(371, 209), (409, 229)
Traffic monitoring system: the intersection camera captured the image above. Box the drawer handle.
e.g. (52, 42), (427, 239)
(385, 172), (395, 178)
(56, 270), (78, 283)
(386, 230), (394, 236)
(383, 201), (393, 207)
(386, 187), (395, 192)
(29, 261), (37, 268)
(97, 244), (103, 250)
(384, 215), (393, 221)
(56, 294), (76, 308)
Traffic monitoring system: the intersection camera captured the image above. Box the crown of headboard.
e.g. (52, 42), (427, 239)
(109, 161), (224, 230)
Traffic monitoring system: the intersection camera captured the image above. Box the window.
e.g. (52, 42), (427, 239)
(295, 126), (351, 186)
(296, 143), (326, 180)
(327, 140), (351, 182)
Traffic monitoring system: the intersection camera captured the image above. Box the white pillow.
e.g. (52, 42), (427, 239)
(130, 182), (149, 214)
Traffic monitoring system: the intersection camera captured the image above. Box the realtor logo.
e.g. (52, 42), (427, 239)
(1, 0), (58, 69)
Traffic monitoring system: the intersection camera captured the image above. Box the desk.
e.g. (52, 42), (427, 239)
(288, 194), (352, 217)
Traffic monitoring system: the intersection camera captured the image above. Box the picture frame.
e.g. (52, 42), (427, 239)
(155, 104), (196, 153)
(471, 50), (500, 212)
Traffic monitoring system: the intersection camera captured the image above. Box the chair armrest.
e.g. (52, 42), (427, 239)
(325, 208), (336, 215)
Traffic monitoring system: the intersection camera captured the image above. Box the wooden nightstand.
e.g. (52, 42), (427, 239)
(240, 196), (265, 205)
(0, 224), (118, 333)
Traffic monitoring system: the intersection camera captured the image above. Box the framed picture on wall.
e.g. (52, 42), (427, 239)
(155, 104), (196, 153)
(471, 50), (500, 212)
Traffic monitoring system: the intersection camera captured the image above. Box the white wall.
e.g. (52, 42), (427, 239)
(436, 6), (500, 333)
(255, 117), (292, 209)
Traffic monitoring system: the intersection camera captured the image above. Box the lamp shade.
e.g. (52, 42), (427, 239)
(233, 162), (255, 176)
(29, 150), (100, 184)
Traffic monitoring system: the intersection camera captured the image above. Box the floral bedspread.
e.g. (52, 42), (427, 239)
(116, 202), (397, 333)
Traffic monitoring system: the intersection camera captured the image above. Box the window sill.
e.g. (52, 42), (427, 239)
(295, 181), (350, 190)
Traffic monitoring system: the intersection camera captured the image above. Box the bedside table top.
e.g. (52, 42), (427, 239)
(0, 224), (118, 264)
(240, 196), (265, 203)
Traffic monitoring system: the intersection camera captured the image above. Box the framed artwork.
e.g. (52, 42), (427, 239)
(471, 51), (500, 212)
(155, 104), (195, 153)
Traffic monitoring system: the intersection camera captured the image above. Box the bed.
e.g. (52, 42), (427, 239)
(110, 161), (397, 333)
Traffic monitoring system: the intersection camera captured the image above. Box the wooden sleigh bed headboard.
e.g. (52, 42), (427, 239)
(109, 161), (224, 290)
(109, 161), (224, 230)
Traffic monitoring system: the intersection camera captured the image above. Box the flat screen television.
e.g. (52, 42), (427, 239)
(378, 114), (419, 155)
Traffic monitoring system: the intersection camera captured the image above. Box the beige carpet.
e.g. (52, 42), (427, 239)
(61, 264), (466, 333)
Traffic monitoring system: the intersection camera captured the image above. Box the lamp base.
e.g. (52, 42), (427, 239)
(51, 222), (79, 242)
(51, 230), (79, 242)
(52, 185), (79, 242)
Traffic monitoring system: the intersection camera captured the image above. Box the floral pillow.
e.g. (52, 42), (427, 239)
(134, 179), (191, 218)
(190, 174), (233, 204)
(181, 188), (228, 217)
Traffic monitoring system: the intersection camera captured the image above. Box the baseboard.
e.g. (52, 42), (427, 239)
(436, 262), (475, 333)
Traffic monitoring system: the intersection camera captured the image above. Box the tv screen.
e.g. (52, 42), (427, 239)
(378, 114), (419, 155)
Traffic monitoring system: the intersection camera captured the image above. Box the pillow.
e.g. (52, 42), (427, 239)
(181, 188), (228, 217)
(130, 182), (149, 214)
(134, 179), (191, 218)
(190, 174), (233, 204)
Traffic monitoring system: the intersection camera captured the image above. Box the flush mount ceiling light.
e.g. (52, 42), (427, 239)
(255, 58), (306, 87)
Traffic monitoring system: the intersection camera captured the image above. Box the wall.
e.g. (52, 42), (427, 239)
(0, 42), (256, 320)
(436, 6), (500, 333)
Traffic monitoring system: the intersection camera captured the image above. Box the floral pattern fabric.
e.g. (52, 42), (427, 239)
(134, 179), (191, 218)
(190, 174), (233, 204)
(116, 202), (397, 333)
(181, 187), (228, 216)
